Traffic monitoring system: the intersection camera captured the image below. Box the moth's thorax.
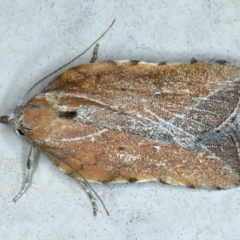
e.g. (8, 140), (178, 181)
(19, 61), (240, 187)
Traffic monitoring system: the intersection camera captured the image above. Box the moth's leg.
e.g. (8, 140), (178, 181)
(13, 146), (38, 202)
(90, 43), (100, 63)
(79, 181), (98, 216)
(45, 152), (100, 215)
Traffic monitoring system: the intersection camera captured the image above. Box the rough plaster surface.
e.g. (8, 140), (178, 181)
(1, 1), (240, 240)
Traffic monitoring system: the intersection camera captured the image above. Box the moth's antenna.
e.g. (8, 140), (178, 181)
(18, 19), (116, 105)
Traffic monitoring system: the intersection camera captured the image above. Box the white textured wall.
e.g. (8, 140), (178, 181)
(1, 1), (240, 239)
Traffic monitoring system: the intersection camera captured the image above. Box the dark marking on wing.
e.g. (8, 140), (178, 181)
(190, 58), (198, 64)
(215, 60), (227, 65)
(158, 179), (167, 184)
(158, 61), (167, 65)
(130, 60), (140, 65)
(57, 111), (77, 120)
(128, 178), (137, 183)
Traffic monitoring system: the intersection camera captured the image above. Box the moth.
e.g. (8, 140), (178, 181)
(1, 20), (240, 216)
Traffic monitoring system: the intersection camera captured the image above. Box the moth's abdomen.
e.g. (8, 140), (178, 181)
(22, 61), (240, 188)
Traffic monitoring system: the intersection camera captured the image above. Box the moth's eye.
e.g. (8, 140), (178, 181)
(57, 111), (77, 120)
(27, 104), (41, 110)
(17, 129), (25, 136)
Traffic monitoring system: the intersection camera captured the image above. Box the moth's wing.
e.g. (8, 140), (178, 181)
(22, 61), (240, 188)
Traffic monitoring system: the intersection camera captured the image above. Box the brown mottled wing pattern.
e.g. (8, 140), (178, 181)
(22, 61), (240, 188)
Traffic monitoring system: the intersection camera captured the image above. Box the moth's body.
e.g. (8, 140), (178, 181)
(17, 60), (240, 189)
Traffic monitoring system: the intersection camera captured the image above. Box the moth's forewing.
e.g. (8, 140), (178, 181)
(21, 61), (240, 188)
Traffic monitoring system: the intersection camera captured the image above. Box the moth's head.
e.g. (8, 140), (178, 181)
(0, 106), (26, 138)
